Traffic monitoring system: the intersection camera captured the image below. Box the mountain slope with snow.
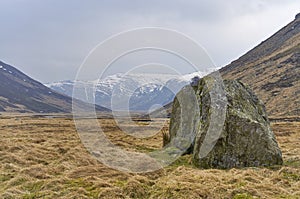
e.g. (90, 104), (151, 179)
(46, 72), (207, 112)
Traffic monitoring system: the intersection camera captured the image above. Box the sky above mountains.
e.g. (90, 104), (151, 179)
(0, 0), (299, 82)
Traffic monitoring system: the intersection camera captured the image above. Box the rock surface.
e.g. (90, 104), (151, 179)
(167, 75), (283, 169)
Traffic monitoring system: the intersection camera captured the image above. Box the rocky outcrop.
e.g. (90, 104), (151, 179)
(167, 75), (283, 169)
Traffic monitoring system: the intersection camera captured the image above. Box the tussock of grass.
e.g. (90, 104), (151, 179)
(0, 116), (299, 198)
(162, 129), (170, 147)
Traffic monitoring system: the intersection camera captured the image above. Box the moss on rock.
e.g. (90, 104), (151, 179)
(168, 75), (283, 169)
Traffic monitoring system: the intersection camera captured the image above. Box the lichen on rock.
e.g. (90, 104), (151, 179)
(166, 74), (283, 169)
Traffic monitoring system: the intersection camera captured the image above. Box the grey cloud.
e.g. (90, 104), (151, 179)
(0, 0), (299, 82)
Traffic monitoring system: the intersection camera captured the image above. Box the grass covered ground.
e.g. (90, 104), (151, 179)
(0, 115), (299, 198)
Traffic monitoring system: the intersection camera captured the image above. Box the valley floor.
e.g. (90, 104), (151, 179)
(0, 115), (299, 198)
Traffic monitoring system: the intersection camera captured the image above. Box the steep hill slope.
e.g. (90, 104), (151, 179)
(154, 14), (300, 119)
(0, 61), (108, 113)
(220, 14), (300, 118)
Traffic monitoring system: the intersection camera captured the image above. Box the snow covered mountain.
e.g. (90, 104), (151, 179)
(45, 72), (207, 112)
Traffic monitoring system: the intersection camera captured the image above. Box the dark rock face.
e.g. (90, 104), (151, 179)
(168, 76), (283, 169)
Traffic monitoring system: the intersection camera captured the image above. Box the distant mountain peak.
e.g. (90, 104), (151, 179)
(46, 71), (209, 112)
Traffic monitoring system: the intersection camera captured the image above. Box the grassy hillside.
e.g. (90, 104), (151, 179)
(220, 15), (300, 118)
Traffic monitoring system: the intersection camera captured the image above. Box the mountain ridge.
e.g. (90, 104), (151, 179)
(0, 61), (109, 113)
(220, 13), (300, 118)
(152, 14), (300, 119)
(46, 71), (207, 112)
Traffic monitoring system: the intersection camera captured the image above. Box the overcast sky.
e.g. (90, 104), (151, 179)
(0, 0), (299, 83)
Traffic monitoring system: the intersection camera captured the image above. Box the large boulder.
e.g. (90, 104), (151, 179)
(167, 75), (283, 169)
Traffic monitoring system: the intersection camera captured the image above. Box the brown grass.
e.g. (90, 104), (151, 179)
(0, 115), (299, 198)
(221, 32), (300, 118)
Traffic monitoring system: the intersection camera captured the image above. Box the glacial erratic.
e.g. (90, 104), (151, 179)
(166, 76), (283, 169)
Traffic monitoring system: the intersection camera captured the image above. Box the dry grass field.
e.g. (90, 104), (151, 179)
(0, 115), (299, 199)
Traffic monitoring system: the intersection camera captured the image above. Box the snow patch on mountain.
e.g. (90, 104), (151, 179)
(45, 71), (209, 111)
